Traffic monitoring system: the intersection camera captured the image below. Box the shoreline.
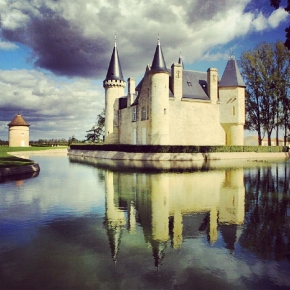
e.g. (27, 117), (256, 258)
(0, 148), (67, 178)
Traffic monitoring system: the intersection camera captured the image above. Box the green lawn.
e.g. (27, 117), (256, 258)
(0, 146), (67, 168)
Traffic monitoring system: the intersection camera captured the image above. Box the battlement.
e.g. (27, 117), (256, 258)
(103, 79), (126, 88)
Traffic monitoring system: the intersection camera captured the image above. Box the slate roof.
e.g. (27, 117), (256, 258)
(104, 45), (124, 82)
(8, 114), (30, 127)
(182, 70), (209, 100)
(219, 58), (245, 87)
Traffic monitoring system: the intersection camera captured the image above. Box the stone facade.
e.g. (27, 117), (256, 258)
(103, 41), (246, 146)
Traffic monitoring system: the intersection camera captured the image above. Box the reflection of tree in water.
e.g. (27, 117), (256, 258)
(241, 162), (290, 261)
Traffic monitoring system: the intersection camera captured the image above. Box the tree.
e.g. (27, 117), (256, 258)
(240, 41), (290, 145)
(86, 109), (105, 143)
(270, 0), (290, 49)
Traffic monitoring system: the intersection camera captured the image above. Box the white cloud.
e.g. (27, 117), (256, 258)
(268, 7), (288, 28)
(0, 69), (104, 140)
(252, 12), (268, 31)
(0, 40), (18, 50)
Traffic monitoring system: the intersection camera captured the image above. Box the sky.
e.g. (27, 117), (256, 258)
(0, 0), (289, 141)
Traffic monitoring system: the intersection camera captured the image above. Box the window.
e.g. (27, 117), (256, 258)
(187, 81), (192, 86)
(164, 108), (167, 115)
(132, 107), (137, 121)
(141, 107), (147, 120)
(232, 106), (235, 116)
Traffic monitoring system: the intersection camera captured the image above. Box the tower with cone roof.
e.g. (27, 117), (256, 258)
(7, 114), (30, 147)
(103, 39), (126, 144)
(148, 38), (170, 145)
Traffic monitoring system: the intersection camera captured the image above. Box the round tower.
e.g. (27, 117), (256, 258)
(149, 39), (170, 145)
(103, 40), (126, 142)
(8, 114), (30, 147)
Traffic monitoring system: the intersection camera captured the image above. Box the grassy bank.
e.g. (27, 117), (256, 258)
(0, 146), (67, 168)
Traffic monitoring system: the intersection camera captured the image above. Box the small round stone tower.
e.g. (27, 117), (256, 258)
(103, 40), (126, 143)
(148, 39), (170, 145)
(8, 114), (30, 147)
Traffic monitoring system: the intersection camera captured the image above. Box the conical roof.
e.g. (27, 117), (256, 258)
(104, 44), (124, 82)
(219, 57), (245, 87)
(151, 39), (168, 73)
(8, 114), (30, 127)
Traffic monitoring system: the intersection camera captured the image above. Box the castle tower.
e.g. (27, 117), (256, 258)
(219, 56), (246, 145)
(104, 170), (126, 264)
(148, 38), (170, 145)
(8, 114), (30, 147)
(103, 40), (126, 143)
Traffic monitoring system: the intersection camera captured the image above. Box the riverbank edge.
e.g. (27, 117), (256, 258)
(0, 163), (40, 177)
(0, 148), (67, 177)
(68, 149), (290, 161)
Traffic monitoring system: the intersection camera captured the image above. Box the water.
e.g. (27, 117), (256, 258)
(1, 154), (290, 290)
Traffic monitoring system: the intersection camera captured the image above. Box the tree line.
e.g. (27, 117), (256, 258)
(240, 41), (290, 146)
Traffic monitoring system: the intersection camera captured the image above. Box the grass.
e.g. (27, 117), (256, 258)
(0, 146), (67, 168)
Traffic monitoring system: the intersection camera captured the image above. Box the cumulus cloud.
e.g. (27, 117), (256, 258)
(0, 39), (18, 50)
(0, 0), (288, 79)
(0, 69), (103, 140)
(0, 0), (289, 140)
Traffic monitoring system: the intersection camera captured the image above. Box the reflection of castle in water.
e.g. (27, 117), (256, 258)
(103, 166), (245, 268)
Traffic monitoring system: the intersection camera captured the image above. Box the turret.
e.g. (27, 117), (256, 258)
(148, 38), (170, 145)
(103, 40), (126, 143)
(219, 56), (246, 145)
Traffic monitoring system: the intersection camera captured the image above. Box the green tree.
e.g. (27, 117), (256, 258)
(240, 41), (290, 145)
(86, 109), (105, 143)
(270, 0), (290, 49)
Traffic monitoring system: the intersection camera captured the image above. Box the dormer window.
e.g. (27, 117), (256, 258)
(187, 81), (192, 86)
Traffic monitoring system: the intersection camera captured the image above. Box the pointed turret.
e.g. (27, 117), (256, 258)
(148, 38), (170, 144)
(219, 56), (246, 145)
(219, 56), (245, 87)
(103, 38), (126, 143)
(104, 42), (124, 82)
(150, 38), (168, 73)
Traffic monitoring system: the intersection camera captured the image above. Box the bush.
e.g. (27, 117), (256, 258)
(70, 144), (288, 153)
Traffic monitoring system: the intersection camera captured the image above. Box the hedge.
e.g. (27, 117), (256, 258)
(70, 144), (289, 153)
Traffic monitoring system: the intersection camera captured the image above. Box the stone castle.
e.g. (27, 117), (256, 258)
(103, 39), (246, 145)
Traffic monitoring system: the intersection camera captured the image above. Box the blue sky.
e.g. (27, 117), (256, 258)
(0, 0), (289, 140)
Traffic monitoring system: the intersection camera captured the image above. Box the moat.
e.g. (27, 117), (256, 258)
(1, 154), (290, 289)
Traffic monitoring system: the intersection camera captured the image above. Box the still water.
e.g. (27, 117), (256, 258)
(0, 154), (290, 290)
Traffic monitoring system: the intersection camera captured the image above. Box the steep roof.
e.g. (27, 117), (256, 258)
(104, 44), (124, 82)
(151, 40), (168, 73)
(182, 70), (210, 100)
(8, 114), (30, 127)
(219, 58), (245, 87)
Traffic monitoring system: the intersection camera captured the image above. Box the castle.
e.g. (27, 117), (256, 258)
(103, 39), (246, 145)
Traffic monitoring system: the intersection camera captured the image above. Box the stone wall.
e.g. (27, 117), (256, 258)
(68, 149), (290, 161)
